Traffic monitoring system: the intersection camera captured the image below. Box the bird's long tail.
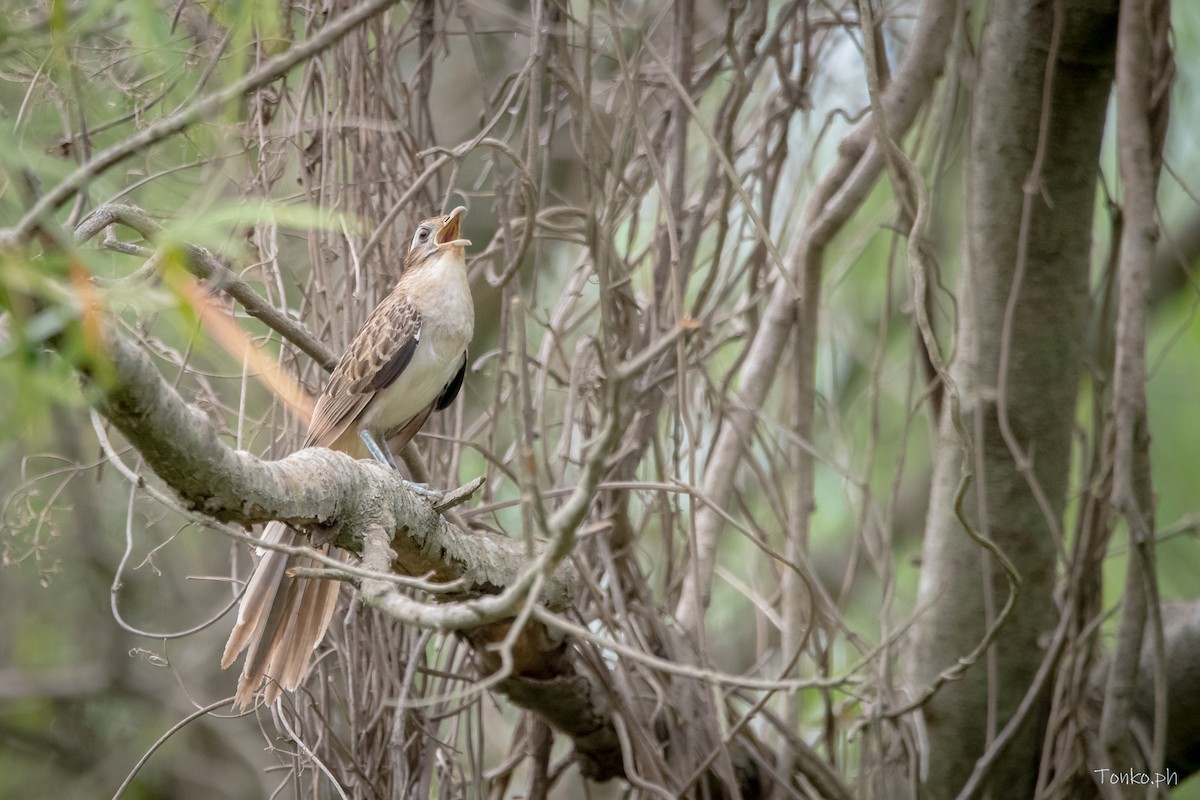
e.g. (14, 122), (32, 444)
(221, 520), (343, 709)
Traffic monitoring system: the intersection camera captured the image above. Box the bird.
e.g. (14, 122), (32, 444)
(221, 206), (474, 709)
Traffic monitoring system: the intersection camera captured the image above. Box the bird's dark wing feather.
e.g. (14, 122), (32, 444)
(365, 322), (420, 392)
(435, 352), (467, 411)
(303, 294), (422, 449)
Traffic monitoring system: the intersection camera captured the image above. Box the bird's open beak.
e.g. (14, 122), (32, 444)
(436, 206), (471, 248)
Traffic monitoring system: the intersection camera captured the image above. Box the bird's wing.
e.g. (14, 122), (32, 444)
(435, 352), (467, 411)
(303, 294), (422, 449)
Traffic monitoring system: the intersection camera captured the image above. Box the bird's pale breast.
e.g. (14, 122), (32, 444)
(361, 249), (473, 436)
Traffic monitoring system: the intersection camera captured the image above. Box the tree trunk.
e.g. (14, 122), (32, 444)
(909, 1), (1118, 796)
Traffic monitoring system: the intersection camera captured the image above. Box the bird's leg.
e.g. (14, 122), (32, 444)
(358, 429), (443, 500)
(358, 429), (398, 470)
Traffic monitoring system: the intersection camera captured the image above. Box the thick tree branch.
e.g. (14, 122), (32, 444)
(88, 320), (574, 607)
(1128, 600), (1200, 781)
(1074, 600), (1200, 800)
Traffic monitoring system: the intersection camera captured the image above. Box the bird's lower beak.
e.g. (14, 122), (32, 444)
(436, 206), (471, 248)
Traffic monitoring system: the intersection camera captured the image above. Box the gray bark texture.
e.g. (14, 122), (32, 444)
(1130, 601), (1200, 778)
(908, 1), (1118, 796)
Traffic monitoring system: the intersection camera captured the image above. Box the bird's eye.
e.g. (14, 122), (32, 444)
(413, 226), (431, 247)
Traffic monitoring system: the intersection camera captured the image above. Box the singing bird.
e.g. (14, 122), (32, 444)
(222, 207), (474, 708)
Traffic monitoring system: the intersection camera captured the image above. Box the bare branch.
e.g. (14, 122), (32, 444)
(677, 0), (962, 630)
(1, 0), (406, 246)
(75, 204), (337, 371)
(1100, 0), (1172, 776)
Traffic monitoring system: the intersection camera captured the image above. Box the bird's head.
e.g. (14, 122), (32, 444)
(406, 206), (471, 270)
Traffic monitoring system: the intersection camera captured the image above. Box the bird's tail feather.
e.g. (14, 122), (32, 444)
(222, 520), (343, 709)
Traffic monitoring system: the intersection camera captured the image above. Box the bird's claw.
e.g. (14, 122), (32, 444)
(402, 480), (442, 500)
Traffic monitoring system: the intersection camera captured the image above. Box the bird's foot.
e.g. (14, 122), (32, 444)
(401, 479), (441, 499)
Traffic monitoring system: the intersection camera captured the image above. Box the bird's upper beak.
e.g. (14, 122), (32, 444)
(436, 206), (471, 249)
